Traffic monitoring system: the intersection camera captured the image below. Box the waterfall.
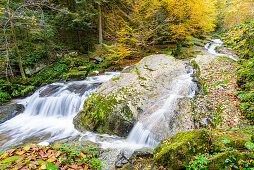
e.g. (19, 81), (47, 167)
(126, 66), (198, 147)
(0, 72), (119, 149)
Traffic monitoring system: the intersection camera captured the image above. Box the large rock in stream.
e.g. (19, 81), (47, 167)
(0, 103), (24, 124)
(73, 54), (192, 137)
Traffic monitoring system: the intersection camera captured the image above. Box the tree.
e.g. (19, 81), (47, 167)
(160, 0), (216, 55)
(222, 0), (254, 28)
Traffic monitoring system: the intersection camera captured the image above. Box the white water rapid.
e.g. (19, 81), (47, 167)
(126, 66), (197, 147)
(205, 39), (238, 61)
(0, 72), (119, 149)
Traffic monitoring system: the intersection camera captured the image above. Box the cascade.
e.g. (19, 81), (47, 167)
(0, 72), (119, 149)
(126, 65), (198, 147)
(205, 39), (238, 61)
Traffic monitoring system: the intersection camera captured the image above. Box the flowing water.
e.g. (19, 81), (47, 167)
(205, 39), (238, 61)
(126, 65), (197, 147)
(0, 72), (119, 149)
(1, 39), (230, 151)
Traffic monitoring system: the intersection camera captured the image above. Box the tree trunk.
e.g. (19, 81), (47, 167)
(6, 0), (26, 80)
(174, 40), (182, 57)
(4, 34), (14, 79)
(98, 1), (103, 45)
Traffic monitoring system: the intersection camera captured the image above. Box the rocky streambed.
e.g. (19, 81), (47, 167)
(1, 39), (252, 169)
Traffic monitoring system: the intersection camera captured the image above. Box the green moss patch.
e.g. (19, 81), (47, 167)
(154, 129), (254, 169)
(73, 92), (134, 136)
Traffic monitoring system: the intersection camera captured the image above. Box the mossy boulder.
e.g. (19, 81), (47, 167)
(65, 70), (87, 80)
(154, 129), (211, 169)
(208, 151), (248, 169)
(154, 129), (253, 169)
(73, 93), (135, 137)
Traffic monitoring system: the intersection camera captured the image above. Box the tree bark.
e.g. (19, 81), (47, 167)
(98, 1), (103, 45)
(6, 0), (26, 80)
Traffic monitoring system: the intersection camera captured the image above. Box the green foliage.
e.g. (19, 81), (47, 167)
(223, 22), (254, 123)
(46, 162), (58, 170)
(224, 155), (238, 169)
(54, 144), (101, 169)
(154, 129), (254, 169)
(245, 142), (254, 151)
(186, 154), (210, 170)
(0, 90), (11, 103)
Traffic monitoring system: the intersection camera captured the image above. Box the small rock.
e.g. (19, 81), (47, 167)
(95, 56), (104, 63)
(131, 147), (154, 160)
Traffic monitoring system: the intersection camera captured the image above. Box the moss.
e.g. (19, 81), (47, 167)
(191, 59), (201, 78)
(111, 76), (120, 81)
(208, 151), (247, 169)
(0, 155), (19, 169)
(0, 156), (19, 164)
(154, 129), (211, 169)
(74, 92), (134, 136)
(65, 71), (87, 80)
(211, 129), (251, 151)
(154, 129), (253, 169)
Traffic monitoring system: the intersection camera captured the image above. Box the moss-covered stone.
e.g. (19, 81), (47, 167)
(73, 93), (135, 137)
(211, 129), (251, 152)
(65, 71), (87, 80)
(154, 129), (253, 169)
(154, 129), (211, 169)
(208, 151), (247, 169)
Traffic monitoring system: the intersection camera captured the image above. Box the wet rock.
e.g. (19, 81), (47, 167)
(115, 155), (129, 168)
(0, 103), (25, 124)
(66, 83), (93, 96)
(99, 149), (122, 170)
(131, 147), (154, 160)
(66, 71), (88, 81)
(39, 85), (61, 97)
(74, 54), (189, 137)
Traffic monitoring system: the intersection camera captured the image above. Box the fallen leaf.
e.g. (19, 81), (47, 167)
(47, 158), (56, 162)
(8, 149), (16, 156)
(83, 165), (88, 170)
(80, 151), (86, 158)
(16, 151), (25, 155)
(55, 151), (61, 158)
(0, 152), (9, 160)
(40, 163), (47, 170)
(23, 145), (31, 151)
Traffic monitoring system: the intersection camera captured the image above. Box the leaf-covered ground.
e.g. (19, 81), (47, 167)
(193, 56), (247, 129)
(0, 144), (101, 170)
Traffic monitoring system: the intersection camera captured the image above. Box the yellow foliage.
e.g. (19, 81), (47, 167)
(161, 0), (216, 41)
(105, 0), (161, 48)
(220, 0), (254, 28)
(106, 43), (136, 63)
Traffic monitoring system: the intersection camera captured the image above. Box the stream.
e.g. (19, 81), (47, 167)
(0, 38), (235, 168)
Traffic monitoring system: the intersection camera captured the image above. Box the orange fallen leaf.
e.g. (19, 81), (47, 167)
(83, 165), (88, 170)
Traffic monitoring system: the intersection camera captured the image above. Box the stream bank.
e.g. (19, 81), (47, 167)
(0, 39), (253, 170)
